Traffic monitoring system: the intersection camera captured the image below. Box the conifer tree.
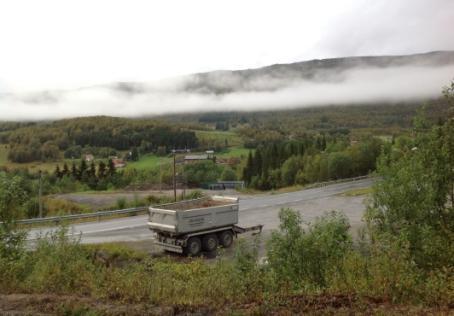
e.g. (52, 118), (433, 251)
(62, 163), (69, 177)
(243, 151), (254, 184)
(79, 160), (88, 180)
(107, 159), (116, 177)
(54, 165), (62, 178)
(71, 162), (78, 179)
(98, 161), (107, 179)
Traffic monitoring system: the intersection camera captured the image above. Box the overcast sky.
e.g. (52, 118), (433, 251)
(1, 0), (453, 93)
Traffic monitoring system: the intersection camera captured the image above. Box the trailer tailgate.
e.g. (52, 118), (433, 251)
(148, 208), (177, 233)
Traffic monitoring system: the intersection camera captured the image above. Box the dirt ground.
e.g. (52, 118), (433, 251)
(0, 293), (451, 315)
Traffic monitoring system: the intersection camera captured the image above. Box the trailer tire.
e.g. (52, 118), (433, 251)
(184, 237), (202, 256)
(202, 234), (218, 252)
(218, 231), (234, 248)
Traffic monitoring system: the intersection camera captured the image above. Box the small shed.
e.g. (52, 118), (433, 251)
(112, 157), (126, 169)
(84, 154), (94, 162)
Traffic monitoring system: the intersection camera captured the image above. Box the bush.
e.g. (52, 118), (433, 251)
(184, 161), (222, 186)
(221, 167), (237, 181)
(267, 209), (352, 289)
(116, 197), (127, 209)
(0, 173), (28, 261)
(365, 109), (454, 269)
(23, 228), (96, 294)
(42, 197), (89, 217)
(186, 190), (204, 200)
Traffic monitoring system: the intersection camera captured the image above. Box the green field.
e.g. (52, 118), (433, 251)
(216, 146), (251, 158)
(126, 154), (171, 171)
(126, 147), (250, 172)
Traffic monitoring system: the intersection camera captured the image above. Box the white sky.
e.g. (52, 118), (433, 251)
(1, 0), (453, 93)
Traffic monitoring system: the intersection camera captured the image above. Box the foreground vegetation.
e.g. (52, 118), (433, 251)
(0, 83), (453, 314)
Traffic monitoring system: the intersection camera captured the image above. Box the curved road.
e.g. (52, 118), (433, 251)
(28, 178), (373, 244)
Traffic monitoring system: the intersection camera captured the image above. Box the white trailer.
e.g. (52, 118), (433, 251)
(148, 196), (262, 256)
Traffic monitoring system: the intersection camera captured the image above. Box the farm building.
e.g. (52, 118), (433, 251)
(184, 150), (215, 164)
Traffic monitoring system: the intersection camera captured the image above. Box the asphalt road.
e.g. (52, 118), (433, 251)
(28, 178), (373, 245)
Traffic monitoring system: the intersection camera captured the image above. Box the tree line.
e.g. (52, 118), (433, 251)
(53, 159), (120, 191)
(5, 116), (198, 163)
(242, 134), (383, 190)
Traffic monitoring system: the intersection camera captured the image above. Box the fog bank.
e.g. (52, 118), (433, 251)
(1, 63), (453, 121)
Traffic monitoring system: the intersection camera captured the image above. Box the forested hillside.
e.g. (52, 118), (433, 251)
(162, 99), (449, 139)
(181, 51), (454, 94)
(1, 117), (198, 163)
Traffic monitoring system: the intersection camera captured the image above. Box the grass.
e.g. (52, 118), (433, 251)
(126, 154), (171, 171)
(216, 146), (251, 158)
(376, 135), (394, 142)
(127, 146), (250, 172)
(270, 184), (306, 194)
(341, 187), (373, 196)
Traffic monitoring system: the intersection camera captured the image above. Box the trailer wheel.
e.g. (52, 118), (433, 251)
(218, 231), (234, 248)
(184, 237), (202, 256)
(202, 234), (218, 252)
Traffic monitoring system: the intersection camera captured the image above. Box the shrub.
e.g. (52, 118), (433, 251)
(116, 197), (127, 209)
(267, 209), (352, 289)
(0, 173), (28, 260)
(23, 228), (97, 294)
(186, 190), (204, 200)
(42, 197), (89, 216)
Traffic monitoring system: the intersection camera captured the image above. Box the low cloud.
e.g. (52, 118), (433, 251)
(1, 61), (453, 121)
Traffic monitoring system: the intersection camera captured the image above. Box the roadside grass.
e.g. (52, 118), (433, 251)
(340, 187), (373, 197)
(238, 184), (306, 196)
(42, 197), (92, 217)
(84, 242), (149, 262)
(19, 192), (203, 228)
(270, 184), (306, 194)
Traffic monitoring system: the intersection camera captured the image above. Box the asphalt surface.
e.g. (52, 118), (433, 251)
(28, 178), (373, 245)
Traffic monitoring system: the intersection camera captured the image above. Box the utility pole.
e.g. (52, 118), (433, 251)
(158, 158), (162, 192)
(173, 150), (177, 202)
(172, 148), (190, 202)
(38, 170), (43, 218)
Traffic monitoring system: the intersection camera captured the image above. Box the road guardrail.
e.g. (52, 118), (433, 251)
(303, 175), (372, 189)
(9, 206), (148, 226)
(6, 176), (373, 226)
